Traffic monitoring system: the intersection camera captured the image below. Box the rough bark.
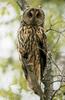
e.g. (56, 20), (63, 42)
(43, 51), (53, 100)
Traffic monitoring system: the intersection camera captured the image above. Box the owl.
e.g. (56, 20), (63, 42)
(17, 8), (47, 90)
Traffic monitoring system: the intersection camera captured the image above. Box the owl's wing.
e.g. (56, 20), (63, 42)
(39, 33), (47, 81)
(17, 26), (29, 79)
(17, 25), (29, 58)
(17, 25), (34, 80)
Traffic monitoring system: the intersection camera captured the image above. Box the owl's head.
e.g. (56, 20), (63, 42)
(23, 8), (45, 26)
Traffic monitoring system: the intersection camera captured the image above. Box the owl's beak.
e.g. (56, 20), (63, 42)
(32, 17), (36, 26)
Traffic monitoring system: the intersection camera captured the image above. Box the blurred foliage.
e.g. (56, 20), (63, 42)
(27, 0), (42, 7)
(0, 0), (65, 100)
(53, 85), (65, 100)
(0, 89), (21, 100)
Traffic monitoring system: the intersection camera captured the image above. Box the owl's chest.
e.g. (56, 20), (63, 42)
(20, 26), (44, 53)
(22, 26), (43, 44)
(23, 31), (38, 50)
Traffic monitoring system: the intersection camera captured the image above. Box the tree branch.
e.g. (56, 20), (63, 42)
(51, 57), (62, 74)
(51, 85), (65, 100)
(16, 0), (29, 10)
(43, 51), (53, 100)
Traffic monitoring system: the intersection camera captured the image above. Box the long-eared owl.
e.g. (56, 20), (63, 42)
(17, 8), (47, 89)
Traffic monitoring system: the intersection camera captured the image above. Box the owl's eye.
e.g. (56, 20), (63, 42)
(36, 11), (41, 18)
(28, 11), (33, 18)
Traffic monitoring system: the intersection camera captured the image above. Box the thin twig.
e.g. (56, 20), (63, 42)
(51, 57), (62, 74)
(51, 85), (65, 100)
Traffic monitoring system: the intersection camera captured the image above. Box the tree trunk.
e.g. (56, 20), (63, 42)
(43, 51), (53, 100)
